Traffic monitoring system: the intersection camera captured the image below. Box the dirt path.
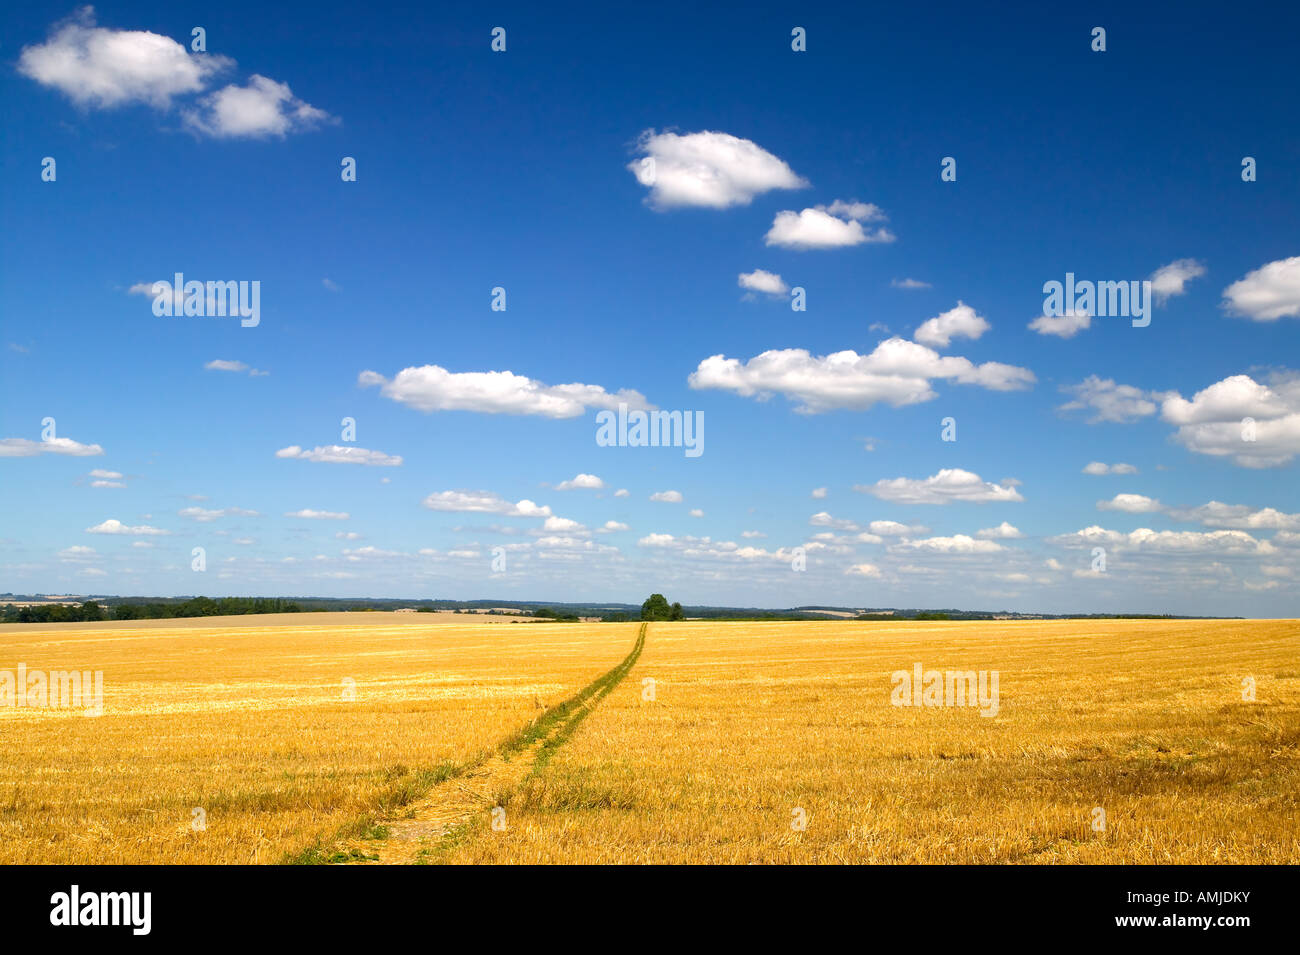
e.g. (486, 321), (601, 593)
(330, 622), (646, 865)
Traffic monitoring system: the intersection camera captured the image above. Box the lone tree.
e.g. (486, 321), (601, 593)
(640, 594), (685, 621)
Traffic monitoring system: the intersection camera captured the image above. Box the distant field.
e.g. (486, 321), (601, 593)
(0, 617), (633, 863)
(435, 619), (1300, 864)
(4, 617), (1297, 864)
(0, 610), (539, 632)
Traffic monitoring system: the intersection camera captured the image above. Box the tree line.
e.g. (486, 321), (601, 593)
(1, 597), (303, 624)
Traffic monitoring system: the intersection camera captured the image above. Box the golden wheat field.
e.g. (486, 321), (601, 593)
(0, 614), (634, 864)
(2, 615), (1297, 864)
(435, 618), (1300, 864)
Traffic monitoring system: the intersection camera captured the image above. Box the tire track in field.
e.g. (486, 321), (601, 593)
(327, 622), (647, 865)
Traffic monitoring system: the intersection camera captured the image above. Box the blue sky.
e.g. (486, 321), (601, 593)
(3, 2), (1299, 615)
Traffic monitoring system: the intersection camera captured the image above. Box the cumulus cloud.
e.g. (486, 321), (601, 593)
(422, 490), (552, 518)
(1150, 258), (1206, 305)
(1082, 461), (1138, 475)
(1058, 376), (1165, 423)
(913, 302), (990, 348)
(276, 445), (402, 467)
(892, 534), (1006, 554)
(1222, 256), (1300, 321)
(359, 365), (652, 418)
(765, 201), (894, 249)
(810, 512), (859, 531)
(976, 522), (1023, 539)
(284, 509), (349, 520)
(614, 489), (630, 498)
(86, 518), (169, 536)
(0, 436), (103, 457)
(542, 516), (587, 534)
(738, 269), (789, 296)
(1028, 311), (1092, 338)
(845, 563), (884, 577)
(628, 129), (806, 209)
(891, 278), (931, 290)
(811, 487), (828, 499)
(649, 490), (683, 503)
(18, 8), (231, 109)
(1166, 501), (1300, 530)
(1051, 525), (1273, 556)
(856, 469), (1024, 505)
(600, 521), (629, 532)
(688, 338), (1034, 413)
(554, 473), (604, 490)
(183, 74), (333, 139)
(1097, 493), (1163, 513)
(1160, 372), (1300, 467)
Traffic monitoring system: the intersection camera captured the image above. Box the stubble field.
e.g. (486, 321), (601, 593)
(2, 615), (1296, 864)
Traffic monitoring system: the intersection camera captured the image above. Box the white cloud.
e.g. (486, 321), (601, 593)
(1028, 311), (1091, 338)
(1059, 376), (1164, 423)
(738, 269), (789, 297)
(86, 519), (169, 536)
(649, 490), (683, 503)
(89, 469), (120, 479)
(1222, 256), (1300, 321)
(1097, 493), (1162, 513)
(867, 520), (928, 536)
(1150, 258), (1206, 305)
(205, 359), (267, 377)
(284, 509), (350, 520)
(845, 563), (884, 578)
(689, 338), (1034, 413)
(811, 487), (828, 499)
(810, 512), (859, 531)
(628, 129), (806, 209)
(913, 302), (990, 348)
(1166, 501), (1300, 530)
(542, 516), (587, 533)
(600, 521), (629, 532)
(1082, 461), (1138, 475)
(765, 201), (894, 249)
(183, 74), (333, 139)
(276, 445), (402, 467)
(976, 522), (1023, 539)
(857, 469), (1024, 505)
(336, 531), (362, 540)
(1052, 525), (1272, 556)
(614, 488), (630, 498)
(18, 8), (231, 109)
(91, 480), (125, 488)
(891, 278), (931, 290)
(1160, 372), (1300, 467)
(0, 436), (103, 457)
(422, 491), (552, 518)
(893, 534), (1006, 554)
(741, 530), (766, 538)
(360, 365), (651, 418)
(179, 506), (259, 522)
(58, 545), (97, 562)
(555, 473), (604, 491)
